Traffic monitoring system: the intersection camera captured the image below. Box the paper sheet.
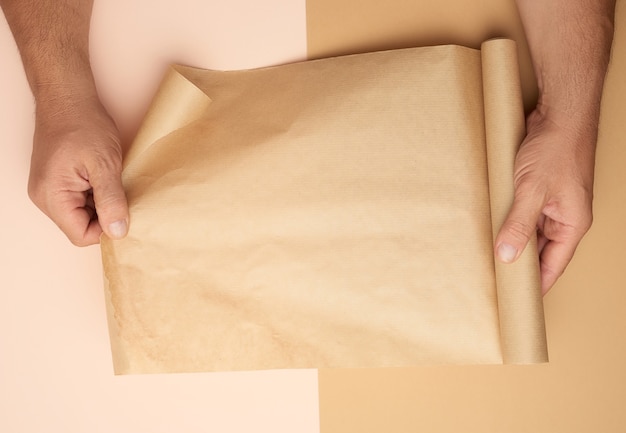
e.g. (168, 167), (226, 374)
(101, 39), (547, 374)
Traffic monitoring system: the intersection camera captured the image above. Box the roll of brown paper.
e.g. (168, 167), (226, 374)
(101, 39), (547, 374)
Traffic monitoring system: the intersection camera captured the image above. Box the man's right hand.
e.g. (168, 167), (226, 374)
(28, 91), (129, 246)
(1, 0), (130, 245)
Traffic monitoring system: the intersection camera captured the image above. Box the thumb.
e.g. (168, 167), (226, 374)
(495, 188), (544, 264)
(89, 159), (129, 240)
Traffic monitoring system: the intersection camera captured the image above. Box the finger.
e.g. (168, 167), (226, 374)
(536, 214), (548, 256)
(537, 230), (549, 256)
(495, 187), (545, 264)
(85, 190), (97, 220)
(539, 214), (588, 293)
(50, 189), (103, 246)
(88, 158), (129, 240)
(538, 239), (577, 294)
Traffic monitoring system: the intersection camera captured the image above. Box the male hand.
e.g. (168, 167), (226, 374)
(28, 93), (129, 246)
(495, 106), (596, 294)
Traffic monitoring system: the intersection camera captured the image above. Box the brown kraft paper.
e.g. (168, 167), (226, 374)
(101, 38), (547, 374)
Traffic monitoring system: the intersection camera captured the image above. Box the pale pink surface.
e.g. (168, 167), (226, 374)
(0, 2), (318, 433)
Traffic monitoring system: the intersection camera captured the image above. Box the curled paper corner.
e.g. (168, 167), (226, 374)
(123, 66), (213, 171)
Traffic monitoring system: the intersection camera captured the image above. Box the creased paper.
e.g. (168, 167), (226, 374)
(101, 39), (547, 374)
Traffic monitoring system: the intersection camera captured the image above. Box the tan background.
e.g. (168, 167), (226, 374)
(309, 1), (626, 432)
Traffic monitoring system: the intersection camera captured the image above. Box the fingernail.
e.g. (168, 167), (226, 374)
(108, 220), (128, 239)
(497, 243), (518, 263)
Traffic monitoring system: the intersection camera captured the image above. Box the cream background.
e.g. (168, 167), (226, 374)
(0, 2), (319, 433)
(310, 1), (626, 432)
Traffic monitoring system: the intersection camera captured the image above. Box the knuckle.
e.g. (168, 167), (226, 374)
(88, 150), (123, 184)
(66, 231), (96, 247)
(512, 155), (552, 194)
(564, 205), (593, 238)
(96, 196), (127, 216)
(504, 219), (535, 243)
(68, 237), (89, 247)
(513, 178), (546, 204)
(541, 262), (564, 283)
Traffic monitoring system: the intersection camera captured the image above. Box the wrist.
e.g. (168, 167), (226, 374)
(529, 110), (599, 185)
(33, 68), (102, 118)
(534, 94), (602, 146)
(31, 60), (98, 101)
(34, 86), (115, 147)
(528, 103), (598, 192)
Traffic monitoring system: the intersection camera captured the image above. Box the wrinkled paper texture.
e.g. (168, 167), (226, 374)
(101, 39), (547, 374)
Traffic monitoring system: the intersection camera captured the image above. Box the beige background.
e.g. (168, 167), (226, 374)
(1, 0), (625, 432)
(309, 1), (626, 432)
(0, 2), (320, 433)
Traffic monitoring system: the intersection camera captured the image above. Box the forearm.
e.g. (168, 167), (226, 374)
(0, 0), (97, 103)
(497, 0), (616, 291)
(1, 0), (128, 246)
(515, 0), (615, 130)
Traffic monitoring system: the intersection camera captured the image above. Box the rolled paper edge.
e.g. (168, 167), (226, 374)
(481, 38), (548, 364)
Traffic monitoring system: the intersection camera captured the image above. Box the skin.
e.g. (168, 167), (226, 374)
(1, 0), (127, 246)
(501, 0), (615, 293)
(0, 0), (617, 293)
